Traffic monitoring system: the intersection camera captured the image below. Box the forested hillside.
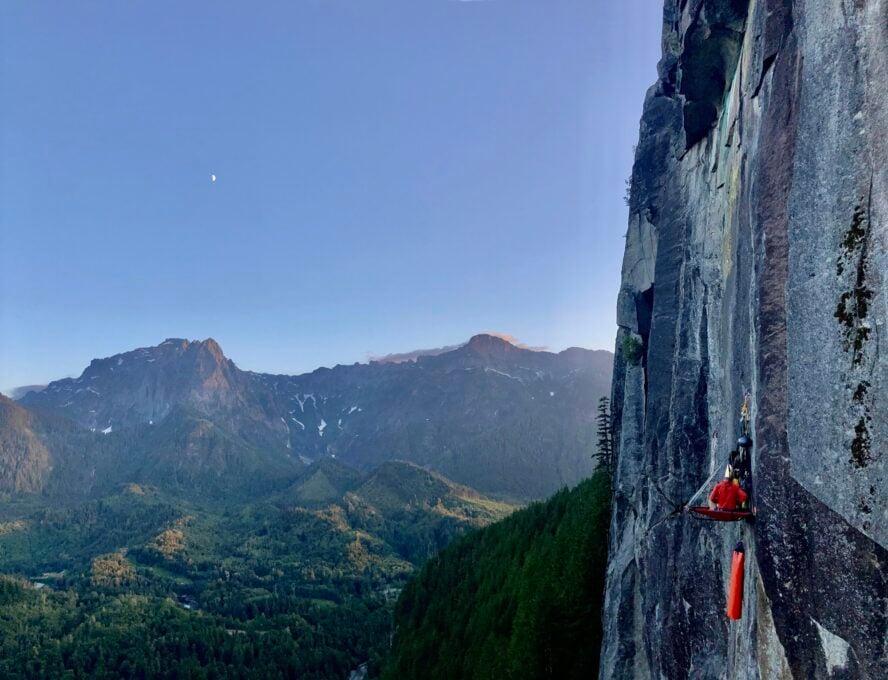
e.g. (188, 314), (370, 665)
(0, 461), (514, 679)
(381, 468), (611, 680)
(0, 575), (389, 679)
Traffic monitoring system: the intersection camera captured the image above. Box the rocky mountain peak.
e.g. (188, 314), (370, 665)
(156, 337), (228, 362)
(20, 337), (252, 434)
(464, 333), (517, 355)
(159, 338), (190, 350)
(178, 338), (234, 383)
(197, 337), (225, 361)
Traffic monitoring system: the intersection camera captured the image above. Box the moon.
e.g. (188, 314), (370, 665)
(210, 174), (217, 183)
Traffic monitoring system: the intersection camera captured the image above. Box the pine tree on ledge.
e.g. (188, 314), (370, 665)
(595, 396), (613, 470)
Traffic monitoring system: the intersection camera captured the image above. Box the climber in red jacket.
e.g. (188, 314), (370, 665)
(709, 472), (749, 511)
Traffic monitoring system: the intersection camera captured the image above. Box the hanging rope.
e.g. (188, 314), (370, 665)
(685, 457), (727, 509)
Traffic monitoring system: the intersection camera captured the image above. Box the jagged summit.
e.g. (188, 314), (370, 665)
(141, 337), (228, 362)
(370, 332), (538, 365)
(160, 337), (226, 358)
(78, 338), (231, 373)
(464, 333), (519, 355)
(21, 336), (251, 435)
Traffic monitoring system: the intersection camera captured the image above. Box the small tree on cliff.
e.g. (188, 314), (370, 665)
(595, 396), (613, 469)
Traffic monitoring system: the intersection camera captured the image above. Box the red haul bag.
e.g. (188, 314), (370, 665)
(726, 542), (745, 620)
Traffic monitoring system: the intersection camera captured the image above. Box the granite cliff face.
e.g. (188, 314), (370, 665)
(602, 1), (887, 678)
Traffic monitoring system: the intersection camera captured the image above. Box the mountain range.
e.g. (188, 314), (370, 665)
(9, 333), (612, 500)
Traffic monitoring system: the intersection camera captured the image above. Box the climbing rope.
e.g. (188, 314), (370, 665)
(739, 392), (751, 437)
(684, 461), (728, 509)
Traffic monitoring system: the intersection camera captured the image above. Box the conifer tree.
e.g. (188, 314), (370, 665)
(595, 396), (613, 468)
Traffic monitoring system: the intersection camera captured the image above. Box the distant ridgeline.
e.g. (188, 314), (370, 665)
(381, 468), (612, 680)
(13, 334), (612, 501)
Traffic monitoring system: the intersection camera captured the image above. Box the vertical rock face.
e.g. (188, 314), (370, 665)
(602, 1), (887, 678)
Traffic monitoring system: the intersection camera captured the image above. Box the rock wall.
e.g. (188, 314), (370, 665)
(601, 1), (887, 678)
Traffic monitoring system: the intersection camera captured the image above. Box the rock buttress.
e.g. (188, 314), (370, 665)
(601, 1), (888, 678)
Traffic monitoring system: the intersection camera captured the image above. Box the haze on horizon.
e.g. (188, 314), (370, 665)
(0, 1), (662, 392)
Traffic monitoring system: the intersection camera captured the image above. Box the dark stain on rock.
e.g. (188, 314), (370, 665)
(834, 202), (873, 367)
(852, 380), (870, 404)
(850, 415), (873, 469)
(834, 200), (875, 468)
(678, 1), (749, 149)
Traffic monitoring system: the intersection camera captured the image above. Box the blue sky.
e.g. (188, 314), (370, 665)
(0, 0), (662, 390)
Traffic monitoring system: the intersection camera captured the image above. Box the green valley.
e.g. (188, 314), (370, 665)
(0, 460), (515, 679)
